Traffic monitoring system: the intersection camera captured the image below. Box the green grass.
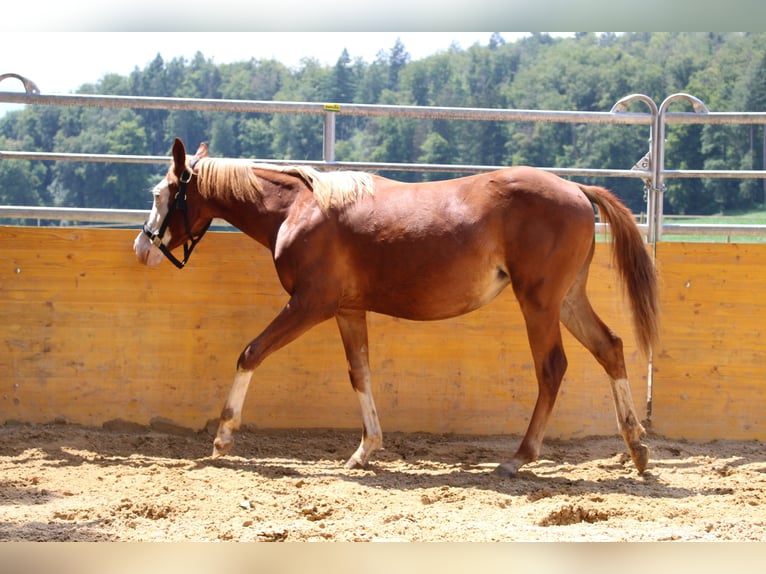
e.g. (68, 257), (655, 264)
(660, 208), (766, 242)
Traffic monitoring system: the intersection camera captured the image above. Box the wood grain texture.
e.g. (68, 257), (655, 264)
(652, 243), (766, 440)
(2, 227), (647, 438)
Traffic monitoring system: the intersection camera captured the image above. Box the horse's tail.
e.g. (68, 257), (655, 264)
(577, 184), (659, 356)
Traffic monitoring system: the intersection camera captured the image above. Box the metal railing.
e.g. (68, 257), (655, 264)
(2, 73), (766, 240)
(3, 74), (766, 427)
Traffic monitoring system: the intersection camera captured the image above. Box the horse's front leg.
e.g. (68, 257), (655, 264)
(211, 294), (333, 458)
(335, 309), (383, 468)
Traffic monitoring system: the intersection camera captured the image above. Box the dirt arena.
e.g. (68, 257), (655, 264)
(0, 422), (763, 542)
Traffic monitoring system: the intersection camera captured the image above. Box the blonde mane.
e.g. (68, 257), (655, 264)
(195, 158), (374, 210)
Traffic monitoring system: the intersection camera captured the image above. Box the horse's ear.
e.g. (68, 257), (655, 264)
(172, 138), (186, 177)
(193, 142), (209, 159)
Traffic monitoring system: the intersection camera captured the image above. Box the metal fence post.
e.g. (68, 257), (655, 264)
(655, 93), (710, 242)
(611, 94), (660, 427)
(322, 104), (339, 163)
(611, 94), (659, 245)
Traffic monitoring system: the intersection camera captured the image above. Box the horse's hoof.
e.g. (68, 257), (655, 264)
(631, 443), (650, 474)
(212, 437), (233, 459)
(344, 455), (366, 470)
(492, 462), (519, 479)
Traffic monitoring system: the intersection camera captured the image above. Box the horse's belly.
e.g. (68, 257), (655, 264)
(368, 264), (511, 321)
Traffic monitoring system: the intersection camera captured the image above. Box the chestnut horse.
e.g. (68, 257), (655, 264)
(134, 138), (658, 478)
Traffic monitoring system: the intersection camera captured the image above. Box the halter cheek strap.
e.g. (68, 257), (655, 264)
(142, 164), (211, 269)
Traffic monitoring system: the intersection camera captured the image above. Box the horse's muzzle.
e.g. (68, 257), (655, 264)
(133, 231), (164, 267)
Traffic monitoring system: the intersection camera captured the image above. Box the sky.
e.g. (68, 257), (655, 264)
(0, 32), (540, 116)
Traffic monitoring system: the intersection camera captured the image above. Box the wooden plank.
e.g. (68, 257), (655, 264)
(1, 227), (646, 439)
(652, 243), (766, 440)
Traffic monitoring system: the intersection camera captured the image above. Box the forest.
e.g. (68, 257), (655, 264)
(2, 31), (766, 217)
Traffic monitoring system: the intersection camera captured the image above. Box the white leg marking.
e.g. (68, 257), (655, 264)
(212, 369), (254, 458)
(611, 377), (650, 473)
(225, 369), (254, 425)
(358, 389), (382, 443)
(611, 377), (646, 440)
(346, 386), (383, 469)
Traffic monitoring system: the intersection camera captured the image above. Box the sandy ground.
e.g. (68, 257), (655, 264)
(0, 422), (764, 542)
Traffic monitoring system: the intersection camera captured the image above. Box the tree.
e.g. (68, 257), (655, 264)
(368, 90), (417, 180)
(165, 110), (208, 156)
(51, 109), (150, 209)
(388, 38), (410, 89)
(129, 54), (172, 155)
(210, 114), (237, 157)
(103, 114), (152, 209)
(237, 117), (274, 159)
(418, 132), (454, 181)
(739, 49), (766, 205)
(270, 59), (329, 160)
(180, 52), (223, 99)
(326, 49), (355, 104)
(5, 32), (766, 215)
(355, 53), (389, 103)
(488, 32), (505, 50)
(0, 136), (48, 212)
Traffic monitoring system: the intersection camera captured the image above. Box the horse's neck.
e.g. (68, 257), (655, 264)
(206, 185), (299, 253)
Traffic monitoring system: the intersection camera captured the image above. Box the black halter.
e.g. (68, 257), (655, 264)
(142, 166), (211, 269)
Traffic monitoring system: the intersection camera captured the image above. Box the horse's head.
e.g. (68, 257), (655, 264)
(133, 138), (213, 269)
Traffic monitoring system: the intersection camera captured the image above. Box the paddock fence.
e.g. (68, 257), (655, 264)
(1, 74), (764, 442)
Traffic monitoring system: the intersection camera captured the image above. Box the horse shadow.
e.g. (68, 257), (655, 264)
(3, 424), (760, 503)
(188, 428), (746, 500)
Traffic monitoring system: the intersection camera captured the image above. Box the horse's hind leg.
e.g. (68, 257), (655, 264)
(495, 305), (568, 478)
(335, 309), (383, 468)
(560, 272), (649, 473)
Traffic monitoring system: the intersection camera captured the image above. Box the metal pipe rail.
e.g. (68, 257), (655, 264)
(4, 149), (765, 182)
(0, 90), (652, 125)
(0, 151), (171, 165)
(0, 149), (645, 178)
(0, 205), (232, 227)
(0, 206), (147, 224)
(2, 75), (766, 239)
(3, 89), (763, 126)
(662, 223), (766, 238)
(3, 77), (766, 430)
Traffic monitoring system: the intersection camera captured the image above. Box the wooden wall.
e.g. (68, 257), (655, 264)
(1, 227), (763, 441)
(652, 243), (766, 441)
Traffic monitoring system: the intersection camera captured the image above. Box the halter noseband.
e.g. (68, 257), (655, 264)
(142, 163), (211, 269)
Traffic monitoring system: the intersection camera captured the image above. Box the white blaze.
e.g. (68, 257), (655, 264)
(133, 178), (173, 267)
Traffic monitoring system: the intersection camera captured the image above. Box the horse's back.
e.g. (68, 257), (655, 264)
(327, 166), (597, 320)
(369, 166), (595, 215)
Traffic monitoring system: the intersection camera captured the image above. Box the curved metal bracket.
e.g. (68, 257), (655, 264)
(611, 93), (661, 242)
(613, 94), (657, 177)
(651, 93), (710, 241)
(0, 73), (40, 96)
(660, 92), (709, 115)
(610, 93), (658, 116)
(610, 92), (710, 245)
